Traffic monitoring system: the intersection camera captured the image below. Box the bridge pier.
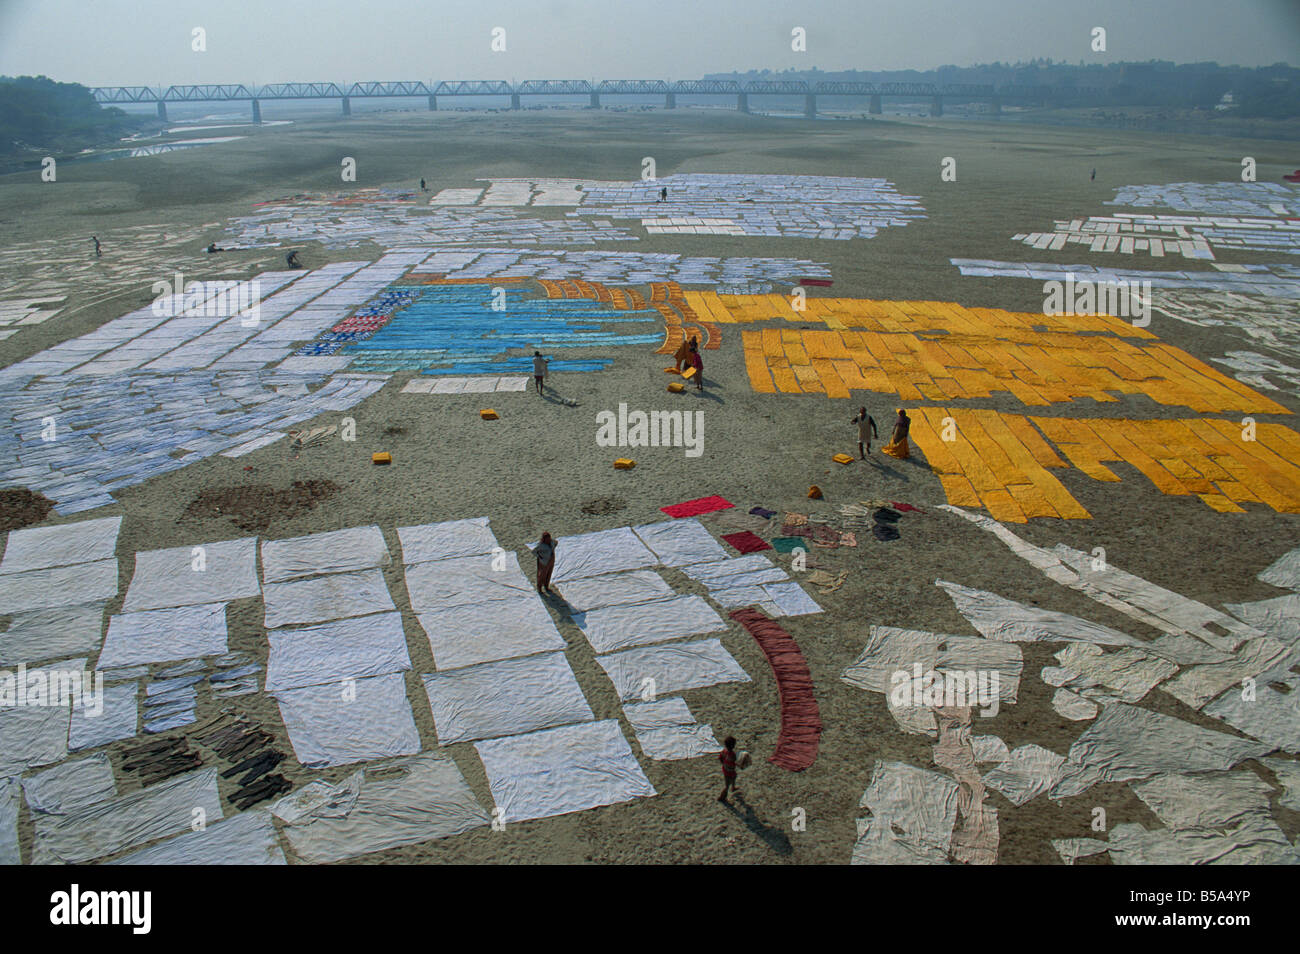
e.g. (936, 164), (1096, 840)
(804, 93), (816, 119)
(930, 95), (943, 117)
(251, 99), (261, 123)
(869, 94), (882, 114)
(737, 92), (748, 113)
(665, 92), (675, 109)
(341, 96), (351, 116)
(510, 92), (520, 109)
(156, 100), (168, 121)
(590, 92), (600, 109)
(428, 94), (437, 111)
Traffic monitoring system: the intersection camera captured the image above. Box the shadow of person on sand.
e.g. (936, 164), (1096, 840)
(723, 794), (794, 856)
(688, 379), (726, 405)
(539, 388), (579, 407)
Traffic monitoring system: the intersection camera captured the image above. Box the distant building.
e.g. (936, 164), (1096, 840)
(1215, 92), (1237, 111)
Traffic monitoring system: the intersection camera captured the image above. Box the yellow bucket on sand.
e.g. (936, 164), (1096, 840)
(480, 409), (499, 420)
(614, 458), (636, 470)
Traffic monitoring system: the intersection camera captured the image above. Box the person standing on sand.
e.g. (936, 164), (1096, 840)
(533, 350), (548, 393)
(882, 408), (911, 459)
(534, 532), (556, 593)
(660, 186), (668, 202)
(420, 178), (426, 191)
(92, 236), (101, 258)
(718, 736), (739, 803)
(852, 406), (877, 458)
(689, 340), (703, 391)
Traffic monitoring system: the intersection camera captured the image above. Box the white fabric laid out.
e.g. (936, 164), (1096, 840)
(263, 568), (395, 628)
(272, 771), (363, 825)
(971, 735), (1011, 765)
(474, 719), (657, 823)
(0, 603), (105, 666)
(555, 570), (674, 612)
(0, 658), (89, 775)
(0, 559), (117, 613)
(272, 672), (421, 767)
(981, 744), (1068, 806)
(0, 778), (17, 865)
(1105, 819), (1298, 865)
(597, 638), (751, 701)
(1225, 595), (1300, 647)
(680, 553), (788, 589)
(1050, 702), (1272, 799)
(416, 595), (565, 670)
(853, 760), (960, 865)
(1053, 838), (1109, 865)
(574, 595), (726, 654)
(1052, 642), (1179, 703)
(22, 753), (116, 814)
(398, 517), (498, 565)
(108, 809), (285, 865)
(1162, 635), (1293, 710)
(32, 767), (223, 864)
(1259, 546), (1300, 591)
(762, 581), (823, 616)
(281, 754), (490, 864)
(403, 552), (533, 612)
(265, 612), (411, 692)
(261, 525), (391, 583)
(623, 696), (721, 760)
(937, 580), (1149, 647)
(422, 652), (593, 744)
(122, 537), (259, 612)
(633, 519), (729, 567)
(1052, 688), (1099, 721)
(97, 602), (228, 669)
(68, 683), (139, 752)
(1265, 758), (1300, 811)
(707, 585), (780, 616)
(544, 527), (658, 582)
(0, 516), (121, 574)
(1203, 668), (1300, 752)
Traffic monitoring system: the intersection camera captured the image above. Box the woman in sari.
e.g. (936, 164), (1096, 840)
(882, 408), (911, 459)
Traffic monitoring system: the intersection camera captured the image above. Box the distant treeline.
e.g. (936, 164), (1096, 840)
(0, 75), (148, 156)
(708, 60), (1300, 117)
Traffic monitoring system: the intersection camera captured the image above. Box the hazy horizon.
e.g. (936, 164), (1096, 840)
(1, 0), (1297, 88)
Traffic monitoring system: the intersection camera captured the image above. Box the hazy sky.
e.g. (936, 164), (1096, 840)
(2, 0), (1297, 87)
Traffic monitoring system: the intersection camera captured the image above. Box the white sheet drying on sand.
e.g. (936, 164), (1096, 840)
(261, 525), (390, 582)
(32, 767), (223, 865)
(22, 753), (116, 814)
(680, 553), (788, 589)
(1265, 758), (1300, 810)
(555, 570), (674, 612)
(841, 626), (1022, 703)
(403, 552), (533, 612)
(981, 744), (1067, 806)
(1050, 702), (1272, 799)
(109, 809), (285, 865)
(1053, 642), (1178, 703)
(475, 719), (656, 823)
(416, 595), (565, 670)
(0, 516), (121, 574)
(422, 652), (593, 744)
(263, 568), (395, 628)
(273, 672), (421, 767)
(938, 580), (1149, 647)
(623, 696), (721, 760)
(281, 754), (490, 864)
(762, 581), (822, 616)
(633, 519), (729, 566)
(0, 559), (117, 613)
(398, 517), (498, 564)
(853, 760), (960, 865)
(0, 778), (17, 865)
(597, 638), (750, 701)
(68, 682), (138, 752)
(574, 594), (726, 653)
(1258, 546), (1300, 592)
(97, 602), (228, 669)
(1225, 594), (1300, 646)
(122, 537), (259, 612)
(546, 527), (658, 582)
(1203, 669), (1300, 752)
(0, 660), (89, 775)
(265, 611), (411, 691)
(0, 603), (104, 666)
(1163, 635), (1293, 710)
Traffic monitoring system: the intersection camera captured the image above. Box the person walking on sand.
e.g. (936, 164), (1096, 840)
(718, 736), (739, 803)
(689, 340), (703, 391)
(533, 350), (548, 393)
(882, 408), (911, 460)
(420, 177), (426, 191)
(534, 532), (556, 593)
(92, 236), (101, 258)
(852, 406), (877, 458)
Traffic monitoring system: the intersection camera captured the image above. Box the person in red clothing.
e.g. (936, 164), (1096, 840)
(718, 736), (739, 803)
(689, 340), (704, 392)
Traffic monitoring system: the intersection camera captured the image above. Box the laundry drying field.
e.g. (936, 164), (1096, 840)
(1, 109), (1298, 865)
